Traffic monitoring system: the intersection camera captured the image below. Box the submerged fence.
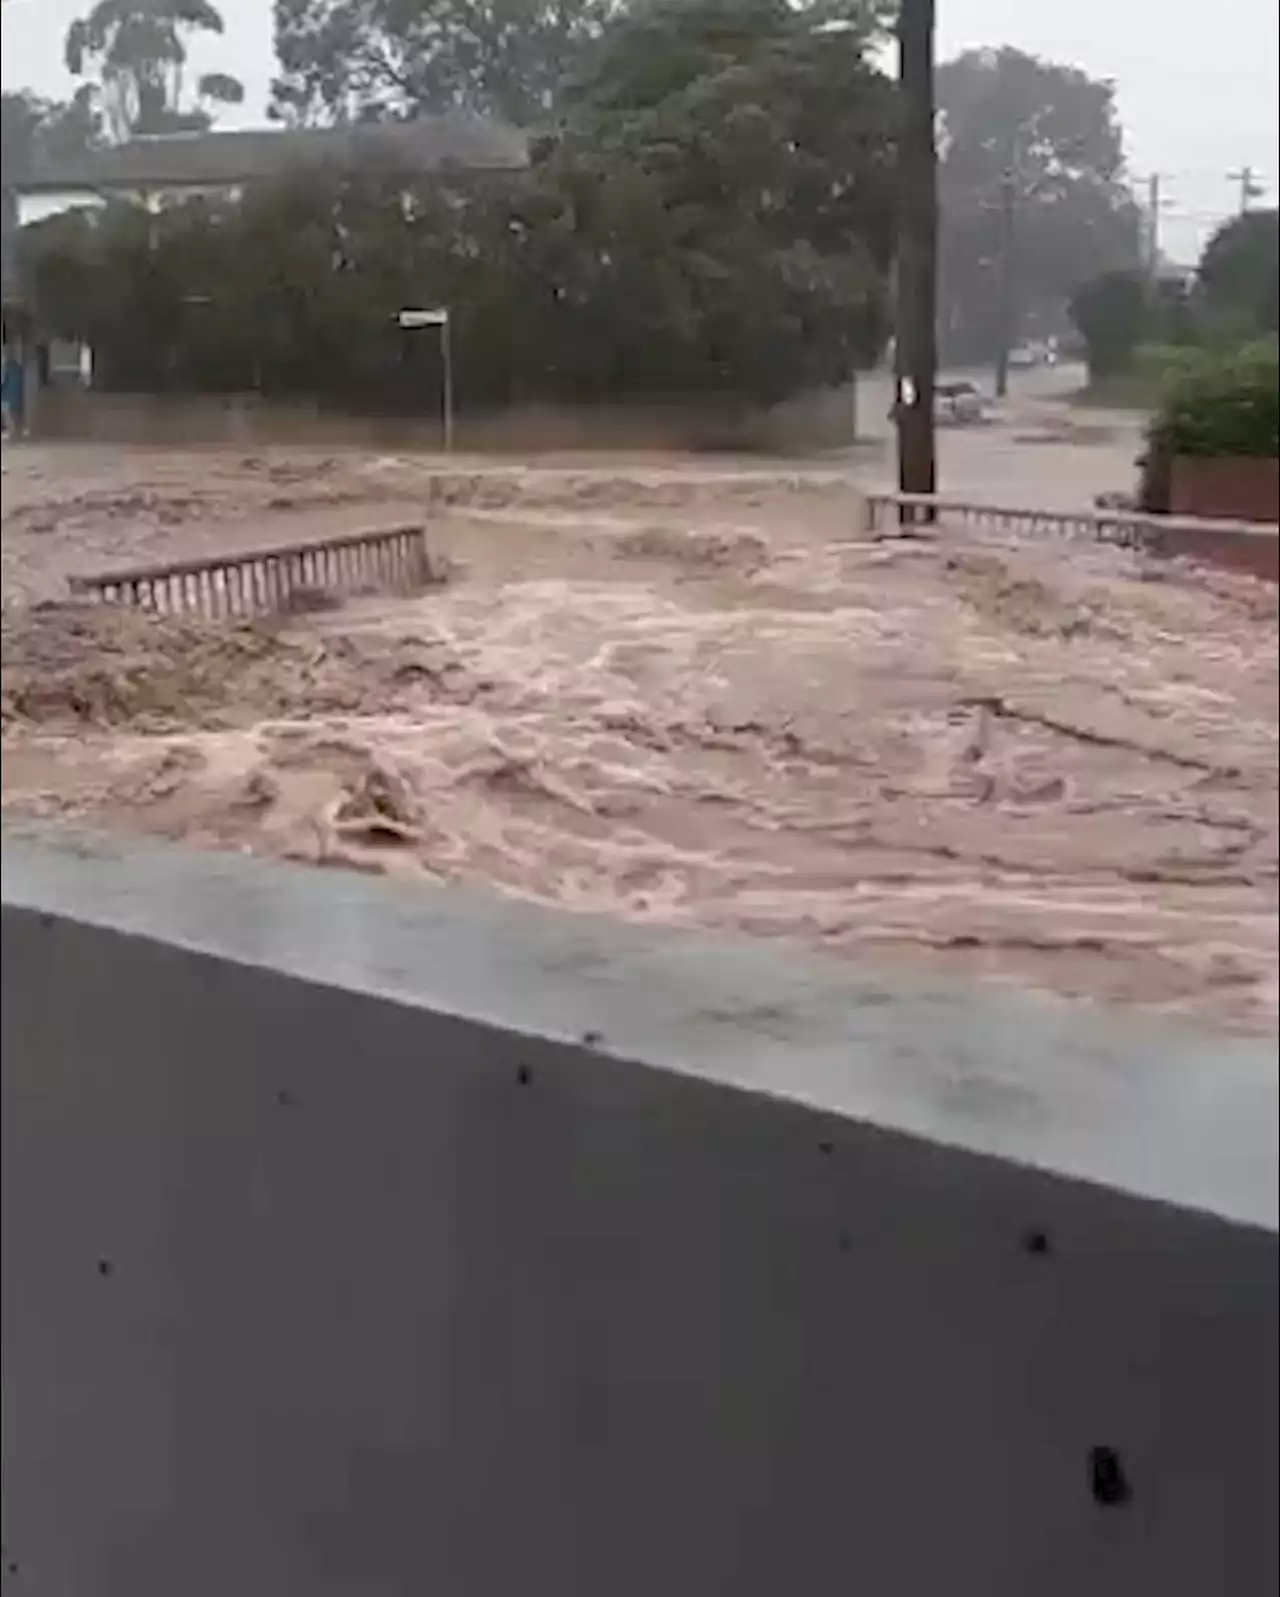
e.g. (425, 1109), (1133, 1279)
(67, 523), (432, 619)
(862, 492), (1279, 580)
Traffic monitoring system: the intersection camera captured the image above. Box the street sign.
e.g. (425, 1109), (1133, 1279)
(393, 306), (454, 450)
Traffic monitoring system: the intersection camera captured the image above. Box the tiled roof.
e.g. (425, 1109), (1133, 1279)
(7, 117), (528, 195)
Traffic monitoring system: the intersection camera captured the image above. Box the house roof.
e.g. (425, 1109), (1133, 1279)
(6, 117), (529, 196)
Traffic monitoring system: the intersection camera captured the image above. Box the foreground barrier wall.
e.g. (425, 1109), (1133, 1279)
(3, 827), (1277, 1597)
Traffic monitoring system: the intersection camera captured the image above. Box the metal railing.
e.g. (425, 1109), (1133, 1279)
(67, 524), (432, 619)
(861, 491), (1279, 551)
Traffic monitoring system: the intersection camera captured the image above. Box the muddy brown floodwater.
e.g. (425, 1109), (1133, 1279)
(3, 443), (1277, 1032)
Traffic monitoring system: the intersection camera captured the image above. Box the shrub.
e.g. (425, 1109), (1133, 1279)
(1146, 341), (1279, 461)
(1131, 342), (1205, 390)
(1137, 342), (1277, 510)
(1068, 268), (1147, 378)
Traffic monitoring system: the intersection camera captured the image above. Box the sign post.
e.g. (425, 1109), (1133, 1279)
(397, 307), (453, 452)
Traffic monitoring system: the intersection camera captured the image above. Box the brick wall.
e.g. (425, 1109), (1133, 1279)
(1171, 456), (1280, 525)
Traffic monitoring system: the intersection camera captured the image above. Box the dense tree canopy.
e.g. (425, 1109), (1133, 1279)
(23, 0), (896, 410)
(16, 3), (1182, 418)
(1, 88), (101, 176)
(546, 0), (896, 395)
(270, 0), (625, 125)
(937, 46), (1143, 364)
(1066, 267), (1147, 379)
(1197, 208), (1279, 339)
(1069, 205), (1278, 387)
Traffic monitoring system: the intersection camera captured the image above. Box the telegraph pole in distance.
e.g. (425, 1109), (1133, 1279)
(993, 167), (1016, 399)
(1146, 172), (1162, 280)
(1227, 166), (1264, 213)
(895, 0), (938, 510)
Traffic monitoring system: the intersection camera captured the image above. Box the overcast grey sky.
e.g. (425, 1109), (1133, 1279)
(3, 0), (1277, 260)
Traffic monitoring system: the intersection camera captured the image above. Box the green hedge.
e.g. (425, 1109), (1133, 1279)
(1146, 340), (1279, 460)
(1131, 342), (1206, 389)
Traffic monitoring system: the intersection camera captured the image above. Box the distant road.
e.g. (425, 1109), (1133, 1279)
(856, 361), (1088, 439)
(854, 362), (1145, 510)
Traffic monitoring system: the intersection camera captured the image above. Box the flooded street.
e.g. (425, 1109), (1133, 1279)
(3, 433), (1276, 1032)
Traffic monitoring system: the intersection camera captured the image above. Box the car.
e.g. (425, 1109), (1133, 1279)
(935, 380), (987, 425)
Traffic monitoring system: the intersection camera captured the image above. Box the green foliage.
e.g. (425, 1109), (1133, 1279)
(546, 0), (896, 396)
(1079, 340), (1212, 415)
(24, 0), (895, 410)
(937, 46), (1143, 364)
(1067, 268), (1147, 378)
(1197, 209), (1279, 338)
(1146, 274), (1196, 347)
(1073, 208), (1278, 399)
(1146, 342), (1280, 462)
(268, 0), (879, 127)
(1, 88), (101, 176)
(1131, 341), (1205, 390)
(270, 0), (627, 126)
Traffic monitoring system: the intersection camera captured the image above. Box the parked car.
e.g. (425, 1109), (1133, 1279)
(1007, 339), (1060, 370)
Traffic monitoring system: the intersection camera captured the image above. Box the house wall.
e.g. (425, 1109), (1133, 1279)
(16, 187), (242, 227)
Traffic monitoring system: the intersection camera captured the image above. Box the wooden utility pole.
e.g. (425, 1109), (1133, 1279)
(895, 0), (938, 506)
(992, 168), (1016, 399)
(1227, 166), (1264, 213)
(1145, 172), (1162, 280)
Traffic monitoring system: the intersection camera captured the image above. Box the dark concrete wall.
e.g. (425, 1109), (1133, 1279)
(30, 385), (863, 455)
(1, 187), (18, 306)
(3, 826), (1277, 1597)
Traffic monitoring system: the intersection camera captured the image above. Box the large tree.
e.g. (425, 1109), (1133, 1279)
(546, 0), (896, 397)
(64, 0), (245, 141)
(270, 0), (626, 126)
(1067, 267), (1147, 379)
(1197, 208), (1279, 339)
(1, 88), (101, 177)
(936, 46), (1143, 366)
